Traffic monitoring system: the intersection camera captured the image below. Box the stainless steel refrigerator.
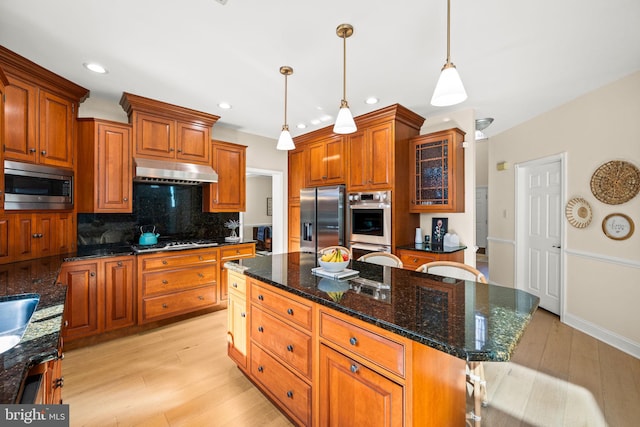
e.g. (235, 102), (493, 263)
(300, 186), (345, 254)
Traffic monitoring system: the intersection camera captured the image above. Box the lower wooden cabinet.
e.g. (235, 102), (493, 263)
(219, 243), (255, 302)
(22, 339), (64, 404)
(396, 248), (464, 270)
(318, 343), (403, 427)
(58, 255), (135, 341)
(227, 269), (248, 369)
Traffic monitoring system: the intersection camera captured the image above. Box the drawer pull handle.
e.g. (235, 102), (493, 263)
(258, 295), (264, 301)
(287, 308), (294, 315)
(232, 283), (238, 288)
(257, 365), (264, 373)
(162, 304), (168, 309)
(349, 337), (358, 346)
(240, 312), (246, 318)
(54, 377), (64, 388)
(350, 364), (359, 373)
(162, 280), (168, 284)
(258, 326), (264, 333)
(198, 296), (204, 300)
(286, 345), (294, 352)
(286, 391), (294, 398)
(162, 260), (168, 265)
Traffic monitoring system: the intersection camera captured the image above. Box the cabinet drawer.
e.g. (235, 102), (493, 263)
(228, 270), (246, 295)
(142, 267), (216, 296)
(139, 250), (218, 271)
(142, 285), (217, 322)
(251, 306), (311, 378)
(250, 282), (312, 331)
(251, 343), (311, 426)
(220, 244), (255, 260)
(396, 250), (438, 270)
(319, 310), (405, 378)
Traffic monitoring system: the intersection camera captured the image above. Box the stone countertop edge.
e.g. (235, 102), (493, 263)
(225, 253), (539, 364)
(396, 243), (468, 254)
(0, 255), (67, 404)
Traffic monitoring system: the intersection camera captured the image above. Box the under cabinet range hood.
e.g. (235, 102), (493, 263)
(134, 158), (218, 185)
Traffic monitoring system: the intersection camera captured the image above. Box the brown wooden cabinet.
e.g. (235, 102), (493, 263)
(120, 92), (219, 165)
(77, 118), (132, 213)
(137, 248), (219, 324)
(203, 140), (246, 212)
(347, 121), (395, 191)
(59, 255), (135, 341)
(396, 247), (465, 270)
(0, 46), (88, 169)
(0, 67), (7, 211)
(218, 243), (255, 302)
(409, 128), (466, 213)
(305, 134), (345, 187)
(0, 215), (10, 263)
(227, 269), (248, 370)
(249, 279), (313, 426)
(287, 148), (305, 252)
(24, 338), (64, 405)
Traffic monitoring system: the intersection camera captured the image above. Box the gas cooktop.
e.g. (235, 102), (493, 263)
(131, 239), (220, 253)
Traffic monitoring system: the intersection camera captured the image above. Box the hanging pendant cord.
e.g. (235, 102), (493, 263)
(342, 32), (347, 103)
(446, 0), (451, 65)
(283, 73), (288, 127)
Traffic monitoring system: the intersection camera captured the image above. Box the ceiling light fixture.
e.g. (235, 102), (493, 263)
(218, 102), (232, 109)
(475, 117), (494, 140)
(83, 62), (108, 74)
(333, 23), (357, 134)
(276, 66), (295, 151)
(430, 0), (467, 107)
(365, 97), (379, 105)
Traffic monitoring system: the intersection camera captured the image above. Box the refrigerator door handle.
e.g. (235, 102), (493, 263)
(303, 222), (313, 242)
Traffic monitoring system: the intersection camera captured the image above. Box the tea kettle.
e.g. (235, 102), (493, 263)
(139, 225), (160, 245)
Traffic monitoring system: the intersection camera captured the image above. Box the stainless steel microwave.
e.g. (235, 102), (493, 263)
(3, 160), (73, 210)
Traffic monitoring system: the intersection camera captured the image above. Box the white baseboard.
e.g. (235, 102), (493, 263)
(563, 312), (640, 359)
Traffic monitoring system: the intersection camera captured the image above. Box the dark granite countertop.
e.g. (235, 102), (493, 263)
(396, 243), (467, 253)
(226, 252), (539, 363)
(0, 256), (67, 403)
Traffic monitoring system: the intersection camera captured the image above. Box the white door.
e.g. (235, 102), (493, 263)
(475, 187), (488, 249)
(516, 157), (562, 314)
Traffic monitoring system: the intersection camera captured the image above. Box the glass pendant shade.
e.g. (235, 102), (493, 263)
(277, 127), (295, 150)
(431, 64), (467, 107)
(333, 102), (357, 134)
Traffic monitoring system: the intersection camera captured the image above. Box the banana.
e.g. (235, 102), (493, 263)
(321, 253), (332, 262)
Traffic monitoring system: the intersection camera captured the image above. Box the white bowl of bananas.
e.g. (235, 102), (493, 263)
(318, 248), (350, 272)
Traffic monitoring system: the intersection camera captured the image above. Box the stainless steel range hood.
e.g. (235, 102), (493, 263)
(134, 158), (218, 185)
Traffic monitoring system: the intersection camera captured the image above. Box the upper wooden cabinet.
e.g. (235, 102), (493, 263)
(347, 121), (394, 191)
(77, 118), (132, 213)
(409, 128), (465, 213)
(203, 140), (247, 212)
(120, 92), (219, 165)
(306, 134), (345, 187)
(288, 148), (305, 203)
(0, 46), (88, 169)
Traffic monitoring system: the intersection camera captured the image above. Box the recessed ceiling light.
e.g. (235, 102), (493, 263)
(83, 62), (108, 74)
(296, 123), (307, 129)
(218, 102), (232, 109)
(319, 115), (332, 123)
(365, 97), (379, 105)
(310, 119), (321, 125)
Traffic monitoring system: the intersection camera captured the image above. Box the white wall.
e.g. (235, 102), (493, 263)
(418, 108), (477, 266)
(488, 71), (640, 357)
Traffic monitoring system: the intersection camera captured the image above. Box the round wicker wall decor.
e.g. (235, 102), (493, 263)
(590, 160), (640, 205)
(565, 197), (593, 228)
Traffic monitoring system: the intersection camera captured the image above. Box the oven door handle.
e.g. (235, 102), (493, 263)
(350, 242), (391, 252)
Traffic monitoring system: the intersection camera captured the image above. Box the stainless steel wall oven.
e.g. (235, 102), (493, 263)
(347, 190), (391, 255)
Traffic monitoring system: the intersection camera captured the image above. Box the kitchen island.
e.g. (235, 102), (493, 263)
(226, 252), (539, 426)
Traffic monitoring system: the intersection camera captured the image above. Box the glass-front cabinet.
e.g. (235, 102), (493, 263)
(409, 128), (465, 213)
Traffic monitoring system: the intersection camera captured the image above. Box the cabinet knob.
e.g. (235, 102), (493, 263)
(162, 280), (168, 284)
(240, 312), (246, 318)
(90, 271), (96, 277)
(198, 295), (204, 300)
(349, 337), (358, 346)
(29, 148), (36, 153)
(232, 282), (238, 288)
(199, 256), (204, 261)
(286, 345), (294, 352)
(257, 326), (264, 333)
(162, 303), (168, 309)
(123, 197), (128, 202)
(257, 365), (264, 373)
(258, 295), (264, 301)
(41, 150), (47, 156)
(286, 391), (294, 399)
(198, 273), (204, 278)
(162, 260), (168, 265)
(117, 261), (123, 267)
(177, 149), (182, 153)
(350, 364), (359, 373)
(413, 258), (419, 263)
(169, 148), (175, 152)
(287, 308), (294, 315)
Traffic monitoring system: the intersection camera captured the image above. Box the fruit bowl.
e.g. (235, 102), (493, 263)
(318, 258), (349, 272)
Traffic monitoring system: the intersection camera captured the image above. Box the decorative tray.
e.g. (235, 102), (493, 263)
(312, 267), (359, 280)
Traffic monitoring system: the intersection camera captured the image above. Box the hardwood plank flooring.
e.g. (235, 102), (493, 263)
(62, 308), (639, 426)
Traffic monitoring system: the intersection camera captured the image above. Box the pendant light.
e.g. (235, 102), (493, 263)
(333, 23), (357, 134)
(431, 0), (467, 107)
(276, 66), (295, 150)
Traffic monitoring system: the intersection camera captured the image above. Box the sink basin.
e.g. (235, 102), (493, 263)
(0, 294), (40, 355)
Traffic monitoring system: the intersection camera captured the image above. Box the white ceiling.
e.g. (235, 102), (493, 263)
(1, 0), (639, 141)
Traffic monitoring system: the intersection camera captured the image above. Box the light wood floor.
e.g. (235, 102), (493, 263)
(62, 308), (639, 427)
